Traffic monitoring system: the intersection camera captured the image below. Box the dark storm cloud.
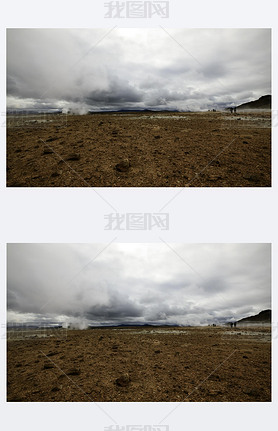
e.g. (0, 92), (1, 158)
(6, 28), (271, 112)
(7, 244), (271, 326)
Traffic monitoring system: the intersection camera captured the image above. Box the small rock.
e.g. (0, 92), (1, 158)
(154, 135), (161, 139)
(115, 159), (130, 172)
(210, 160), (220, 166)
(51, 386), (61, 392)
(67, 367), (81, 376)
(51, 171), (60, 177)
(243, 355), (248, 359)
(155, 350), (161, 354)
(116, 373), (130, 387)
(243, 141), (249, 144)
(43, 363), (54, 369)
(43, 147), (53, 155)
(243, 174), (261, 182)
(66, 153), (80, 161)
(46, 137), (58, 142)
(243, 388), (261, 397)
(47, 352), (59, 357)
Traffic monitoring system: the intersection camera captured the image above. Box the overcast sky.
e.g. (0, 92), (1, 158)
(7, 28), (271, 112)
(7, 243), (271, 327)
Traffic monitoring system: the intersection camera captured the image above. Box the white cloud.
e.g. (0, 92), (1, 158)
(7, 28), (271, 112)
(7, 243), (271, 326)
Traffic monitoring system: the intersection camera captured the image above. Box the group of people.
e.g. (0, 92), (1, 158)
(230, 322), (237, 328)
(230, 107), (237, 113)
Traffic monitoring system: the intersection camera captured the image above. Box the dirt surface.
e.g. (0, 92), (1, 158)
(7, 111), (271, 187)
(7, 326), (271, 402)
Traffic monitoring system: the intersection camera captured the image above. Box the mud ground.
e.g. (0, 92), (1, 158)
(6, 111), (271, 187)
(7, 326), (271, 402)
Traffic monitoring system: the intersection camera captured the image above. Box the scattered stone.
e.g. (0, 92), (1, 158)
(209, 374), (221, 381)
(98, 121), (104, 126)
(99, 336), (104, 341)
(51, 171), (60, 177)
(43, 147), (53, 155)
(243, 141), (249, 144)
(208, 175), (222, 181)
(66, 153), (80, 161)
(115, 159), (130, 172)
(43, 363), (55, 369)
(116, 373), (130, 387)
(47, 352), (59, 357)
(51, 386), (61, 392)
(242, 174), (261, 182)
(243, 388), (261, 397)
(243, 355), (248, 359)
(154, 135), (161, 139)
(67, 367), (81, 376)
(155, 350), (161, 354)
(112, 345), (118, 350)
(46, 137), (58, 142)
(210, 160), (220, 166)
(15, 148), (22, 153)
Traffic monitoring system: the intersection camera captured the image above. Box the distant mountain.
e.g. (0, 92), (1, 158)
(236, 95), (271, 110)
(237, 309), (271, 324)
(89, 109), (180, 114)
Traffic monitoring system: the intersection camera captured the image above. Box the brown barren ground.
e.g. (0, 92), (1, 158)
(7, 111), (271, 187)
(7, 326), (271, 402)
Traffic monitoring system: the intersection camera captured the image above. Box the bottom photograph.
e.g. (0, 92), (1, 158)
(6, 243), (271, 402)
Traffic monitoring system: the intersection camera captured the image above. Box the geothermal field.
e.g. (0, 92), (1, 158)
(7, 325), (271, 402)
(7, 110), (271, 187)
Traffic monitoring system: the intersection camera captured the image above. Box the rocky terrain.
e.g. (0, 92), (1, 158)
(7, 110), (271, 187)
(7, 326), (271, 402)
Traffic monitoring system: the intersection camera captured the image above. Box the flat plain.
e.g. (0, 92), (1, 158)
(6, 110), (271, 187)
(7, 326), (271, 402)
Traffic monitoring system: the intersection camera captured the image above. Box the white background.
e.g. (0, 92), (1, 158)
(0, 0), (277, 430)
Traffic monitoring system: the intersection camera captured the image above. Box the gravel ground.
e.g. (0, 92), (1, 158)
(7, 326), (271, 402)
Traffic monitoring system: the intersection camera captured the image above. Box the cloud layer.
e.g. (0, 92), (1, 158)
(7, 243), (271, 326)
(7, 28), (271, 112)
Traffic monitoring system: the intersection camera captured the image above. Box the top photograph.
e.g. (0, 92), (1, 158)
(6, 28), (271, 187)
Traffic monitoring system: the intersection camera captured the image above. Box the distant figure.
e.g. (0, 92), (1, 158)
(234, 107), (237, 114)
(230, 108), (233, 114)
(230, 322), (233, 328)
(234, 322), (237, 328)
